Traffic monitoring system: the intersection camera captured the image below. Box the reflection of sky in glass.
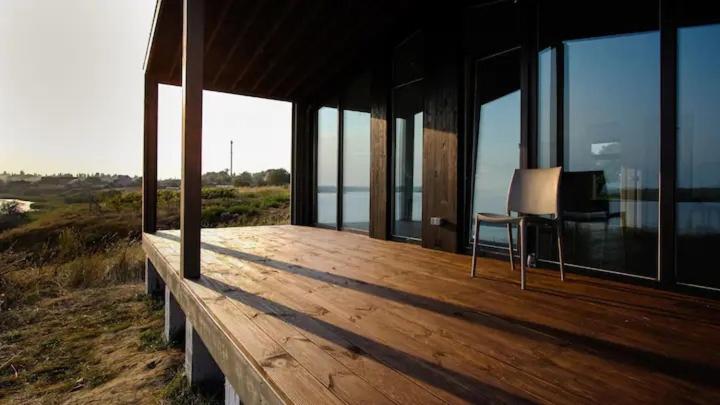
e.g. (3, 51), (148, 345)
(413, 112), (423, 190)
(564, 31), (660, 192)
(678, 23), (720, 190)
(562, 30), (659, 277)
(342, 110), (371, 187)
(343, 109), (370, 229)
(472, 91), (520, 244)
(393, 114), (423, 223)
(676, 23), (720, 288)
(395, 118), (406, 191)
(317, 106), (338, 226)
(538, 48), (555, 168)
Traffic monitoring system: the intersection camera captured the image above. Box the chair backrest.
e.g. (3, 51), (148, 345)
(506, 167), (562, 217)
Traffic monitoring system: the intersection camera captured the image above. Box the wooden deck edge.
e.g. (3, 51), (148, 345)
(142, 233), (288, 405)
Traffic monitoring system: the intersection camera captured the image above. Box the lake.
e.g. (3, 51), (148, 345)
(0, 199), (34, 213)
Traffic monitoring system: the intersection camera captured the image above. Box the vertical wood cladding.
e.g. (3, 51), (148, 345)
(422, 23), (460, 252)
(369, 64), (390, 239)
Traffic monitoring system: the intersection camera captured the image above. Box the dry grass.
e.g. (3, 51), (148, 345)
(0, 284), (184, 404)
(0, 185), (291, 403)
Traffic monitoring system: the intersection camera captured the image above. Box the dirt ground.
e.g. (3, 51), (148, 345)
(0, 283), (185, 404)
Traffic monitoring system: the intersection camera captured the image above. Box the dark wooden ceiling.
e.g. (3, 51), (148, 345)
(145, 0), (417, 102)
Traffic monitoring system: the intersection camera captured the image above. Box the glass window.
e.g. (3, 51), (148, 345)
(537, 47), (557, 169)
(676, 23), (720, 289)
(342, 74), (371, 231)
(392, 32), (424, 240)
(561, 31), (660, 277)
(470, 50), (521, 247)
(393, 81), (423, 240)
(316, 105), (338, 227)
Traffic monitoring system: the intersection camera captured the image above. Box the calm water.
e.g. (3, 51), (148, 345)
(0, 199), (34, 213)
(317, 191), (371, 225)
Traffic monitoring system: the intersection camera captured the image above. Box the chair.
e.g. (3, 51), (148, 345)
(470, 167), (565, 289)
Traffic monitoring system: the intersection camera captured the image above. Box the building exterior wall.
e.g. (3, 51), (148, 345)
(293, 0), (720, 295)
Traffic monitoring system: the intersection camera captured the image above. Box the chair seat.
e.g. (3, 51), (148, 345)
(475, 212), (522, 224)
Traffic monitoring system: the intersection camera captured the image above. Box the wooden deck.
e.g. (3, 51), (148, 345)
(143, 225), (720, 404)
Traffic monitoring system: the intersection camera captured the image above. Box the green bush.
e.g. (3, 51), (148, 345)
(201, 187), (237, 200)
(102, 191), (141, 212)
(200, 206), (226, 226)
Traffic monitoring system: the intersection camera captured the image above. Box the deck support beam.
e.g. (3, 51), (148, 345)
(165, 286), (186, 344)
(180, 0), (204, 279)
(142, 74), (158, 234)
(185, 319), (224, 395)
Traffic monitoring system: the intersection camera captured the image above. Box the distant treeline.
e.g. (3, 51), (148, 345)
(159, 168), (291, 188)
(0, 168), (290, 195)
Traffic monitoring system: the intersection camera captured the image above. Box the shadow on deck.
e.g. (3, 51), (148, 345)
(144, 225), (720, 404)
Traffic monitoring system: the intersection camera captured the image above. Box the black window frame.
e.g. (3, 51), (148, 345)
(389, 30), (424, 243)
(312, 77), (372, 235)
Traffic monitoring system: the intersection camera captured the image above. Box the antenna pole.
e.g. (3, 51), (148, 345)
(230, 140), (233, 177)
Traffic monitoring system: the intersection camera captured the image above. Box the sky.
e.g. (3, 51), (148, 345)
(0, 0), (291, 179)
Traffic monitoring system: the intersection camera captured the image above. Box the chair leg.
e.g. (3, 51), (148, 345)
(506, 223), (515, 271)
(557, 222), (565, 281)
(520, 218), (527, 290)
(471, 218), (480, 277)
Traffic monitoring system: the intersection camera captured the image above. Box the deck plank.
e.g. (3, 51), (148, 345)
(144, 226), (720, 405)
(200, 229), (696, 403)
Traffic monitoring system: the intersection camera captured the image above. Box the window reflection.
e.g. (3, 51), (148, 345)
(676, 23), (720, 289)
(561, 31), (659, 277)
(393, 82), (423, 239)
(537, 47), (557, 169)
(470, 50), (521, 247)
(342, 74), (371, 231)
(316, 105), (338, 227)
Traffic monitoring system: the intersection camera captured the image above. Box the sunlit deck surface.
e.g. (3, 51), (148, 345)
(143, 225), (720, 404)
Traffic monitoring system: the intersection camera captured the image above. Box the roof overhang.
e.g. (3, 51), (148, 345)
(143, 0), (419, 102)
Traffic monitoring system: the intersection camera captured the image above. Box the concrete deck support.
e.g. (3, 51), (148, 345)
(185, 319), (224, 395)
(164, 286), (186, 344)
(225, 378), (241, 405)
(145, 258), (164, 298)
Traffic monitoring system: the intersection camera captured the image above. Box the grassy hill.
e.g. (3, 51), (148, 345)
(0, 186), (289, 403)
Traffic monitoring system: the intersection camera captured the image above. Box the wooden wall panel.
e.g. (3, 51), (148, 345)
(422, 23), (460, 252)
(369, 64), (390, 240)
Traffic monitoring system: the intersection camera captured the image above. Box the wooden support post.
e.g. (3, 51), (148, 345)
(142, 75), (158, 234)
(291, 101), (314, 226)
(180, 0), (204, 279)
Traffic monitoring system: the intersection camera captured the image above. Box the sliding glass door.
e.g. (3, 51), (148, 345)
(391, 32), (424, 241)
(470, 49), (521, 248)
(342, 74), (371, 231)
(392, 82), (423, 240)
(561, 31), (660, 278)
(316, 104), (339, 228)
(315, 74), (371, 232)
(535, 1), (660, 279)
(676, 19), (720, 289)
